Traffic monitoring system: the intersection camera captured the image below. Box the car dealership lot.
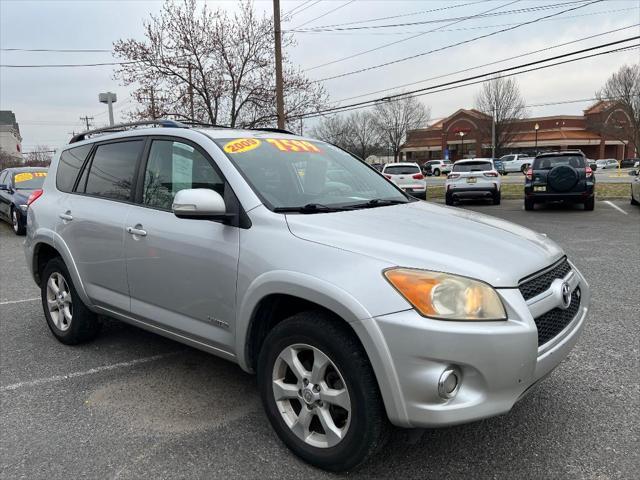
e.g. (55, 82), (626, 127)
(1, 200), (638, 480)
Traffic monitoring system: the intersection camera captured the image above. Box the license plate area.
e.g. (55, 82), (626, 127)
(467, 177), (477, 184)
(534, 185), (546, 192)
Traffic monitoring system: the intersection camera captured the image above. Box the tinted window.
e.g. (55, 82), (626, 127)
(83, 140), (143, 201)
(453, 161), (493, 172)
(214, 138), (406, 209)
(0, 171), (7, 186)
(13, 171), (47, 189)
(143, 140), (224, 210)
(384, 165), (420, 175)
(56, 145), (92, 193)
(501, 155), (514, 161)
(533, 156), (585, 170)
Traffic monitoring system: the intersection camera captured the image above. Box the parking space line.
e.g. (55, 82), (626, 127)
(0, 352), (182, 392)
(0, 297), (40, 305)
(604, 200), (628, 215)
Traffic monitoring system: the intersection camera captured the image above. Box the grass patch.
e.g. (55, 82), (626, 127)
(427, 182), (631, 200)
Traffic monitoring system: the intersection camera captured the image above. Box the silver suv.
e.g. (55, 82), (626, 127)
(24, 121), (589, 471)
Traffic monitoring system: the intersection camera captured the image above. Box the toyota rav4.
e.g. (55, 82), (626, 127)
(24, 121), (589, 472)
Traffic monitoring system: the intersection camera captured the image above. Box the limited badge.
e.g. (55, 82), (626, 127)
(223, 138), (262, 154)
(266, 139), (322, 153)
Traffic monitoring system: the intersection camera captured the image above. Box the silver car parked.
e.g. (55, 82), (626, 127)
(24, 121), (590, 472)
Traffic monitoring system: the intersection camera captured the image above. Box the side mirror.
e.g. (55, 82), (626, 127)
(172, 188), (230, 221)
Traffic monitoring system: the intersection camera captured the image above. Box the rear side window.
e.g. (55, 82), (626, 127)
(143, 140), (224, 210)
(82, 140), (143, 201)
(384, 165), (420, 175)
(533, 156), (585, 170)
(56, 145), (92, 193)
(453, 161), (493, 172)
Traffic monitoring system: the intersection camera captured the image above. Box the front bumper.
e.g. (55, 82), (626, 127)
(357, 264), (589, 428)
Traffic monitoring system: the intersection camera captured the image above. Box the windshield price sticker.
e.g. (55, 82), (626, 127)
(266, 139), (321, 153)
(14, 172), (47, 183)
(223, 138), (262, 154)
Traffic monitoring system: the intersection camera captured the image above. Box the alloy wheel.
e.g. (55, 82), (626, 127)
(11, 210), (18, 233)
(46, 272), (73, 331)
(272, 343), (351, 448)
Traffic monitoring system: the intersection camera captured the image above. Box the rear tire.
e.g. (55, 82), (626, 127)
(41, 257), (100, 345)
(445, 193), (454, 206)
(257, 312), (389, 472)
(584, 196), (595, 211)
(524, 198), (534, 211)
(631, 196), (639, 206)
(493, 192), (501, 205)
(11, 207), (25, 235)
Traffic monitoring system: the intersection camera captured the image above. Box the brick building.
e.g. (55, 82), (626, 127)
(401, 101), (637, 162)
(0, 110), (23, 161)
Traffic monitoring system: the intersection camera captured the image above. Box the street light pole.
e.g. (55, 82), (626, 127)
(273, 0), (285, 129)
(534, 123), (539, 155)
(98, 92), (117, 126)
(459, 131), (465, 159)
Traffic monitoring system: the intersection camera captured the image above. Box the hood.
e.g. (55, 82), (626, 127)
(285, 201), (563, 287)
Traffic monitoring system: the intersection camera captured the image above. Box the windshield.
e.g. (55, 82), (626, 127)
(13, 171), (47, 189)
(533, 156), (585, 169)
(214, 137), (408, 210)
(384, 165), (420, 175)
(452, 161), (493, 172)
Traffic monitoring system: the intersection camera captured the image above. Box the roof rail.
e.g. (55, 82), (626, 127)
(69, 119), (187, 144)
(178, 120), (233, 129)
(251, 127), (296, 135)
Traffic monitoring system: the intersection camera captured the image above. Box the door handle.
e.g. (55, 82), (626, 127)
(126, 226), (147, 237)
(59, 211), (73, 221)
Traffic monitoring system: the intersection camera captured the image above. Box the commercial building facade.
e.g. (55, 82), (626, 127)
(0, 110), (23, 161)
(401, 101), (637, 162)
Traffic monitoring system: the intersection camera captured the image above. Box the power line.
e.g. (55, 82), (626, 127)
(287, 38), (639, 119)
(304, 0), (517, 72)
(282, 0), (314, 18)
(311, 0), (603, 83)
(287, 0), (592, 31)
(286, 0), (322, 19)
(331, 24), (639, 105)
(292, 6), (640, 35)
(294, 0), (356, 29)
(0, 47), (111, 52)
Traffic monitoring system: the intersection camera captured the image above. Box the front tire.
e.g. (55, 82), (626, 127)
(433, 168), (440, 177)
(11, 207), (25, 235)
(41, 257), (100, 345)
(257, 312), (389, 472)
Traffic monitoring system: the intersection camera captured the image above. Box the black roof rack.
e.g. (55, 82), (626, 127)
(69, 119), (187, 144)
(251, 127), (296, 135)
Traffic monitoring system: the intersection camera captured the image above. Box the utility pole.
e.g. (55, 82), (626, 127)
(491, 104), (496, 159)
(188, 64), (194, 121)
(273, 0), (285, 129)
(80, 115), (94, 131)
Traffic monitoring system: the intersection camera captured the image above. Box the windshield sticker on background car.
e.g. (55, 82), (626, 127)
(14, 171), (47, 183)
(266, 138), (322, 153)
(223, 138), (262, 154)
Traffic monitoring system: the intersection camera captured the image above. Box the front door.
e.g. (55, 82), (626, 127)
(124, 139), (240, 351)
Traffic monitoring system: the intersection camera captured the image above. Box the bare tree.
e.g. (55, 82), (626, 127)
(592, 63), (640, 157)
(475, 75), (527, 157)
(24, 145), (53, 166)
(346, 111), (381, 159)
(373, 95), (430, 161)
(308, 115), (352, 151)
(113, 0), (327, 128)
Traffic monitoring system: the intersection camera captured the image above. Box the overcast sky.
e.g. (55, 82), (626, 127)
(1, 0), (638, 152)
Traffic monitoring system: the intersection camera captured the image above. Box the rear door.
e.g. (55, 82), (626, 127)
(384, 164), (422, 190)
(124, 138), (240, 350)
(56, 139), (144, 312)
(531, 155), (586, 193)
(450, 161), (494, 188)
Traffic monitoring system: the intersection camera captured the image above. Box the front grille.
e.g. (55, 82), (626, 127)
(534, 288), (581, 346)
(519, 258), (572, 300)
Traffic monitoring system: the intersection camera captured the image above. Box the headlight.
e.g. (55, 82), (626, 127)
(383, 268), (507, 321)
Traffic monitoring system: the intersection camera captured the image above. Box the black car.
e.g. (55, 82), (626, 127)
(0, 167), (48, 235)
(621, 158), (639, 169)
(524, 152), (595, 211)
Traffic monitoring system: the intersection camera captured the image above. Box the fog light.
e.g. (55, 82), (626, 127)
(438, 368), (461, 399)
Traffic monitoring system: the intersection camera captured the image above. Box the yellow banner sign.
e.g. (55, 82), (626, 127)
(14, 171), (47, 183)
(223, 138), (262, 154)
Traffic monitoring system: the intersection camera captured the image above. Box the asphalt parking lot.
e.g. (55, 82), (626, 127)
(1, 200), (638, 479)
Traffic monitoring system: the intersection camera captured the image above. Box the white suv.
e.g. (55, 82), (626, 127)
(445, 158), (501, 205)
(24, 121), (588, 471)
(382, 162), (426, 199)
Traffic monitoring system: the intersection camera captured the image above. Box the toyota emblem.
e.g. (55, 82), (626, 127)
(560, 282), (572, 309)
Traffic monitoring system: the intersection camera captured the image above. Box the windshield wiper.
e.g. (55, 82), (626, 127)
(341, 198), (408, 209)
(273, 203), (351, 214)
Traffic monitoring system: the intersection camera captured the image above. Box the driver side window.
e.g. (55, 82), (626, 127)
(143, 140), (225, 210)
